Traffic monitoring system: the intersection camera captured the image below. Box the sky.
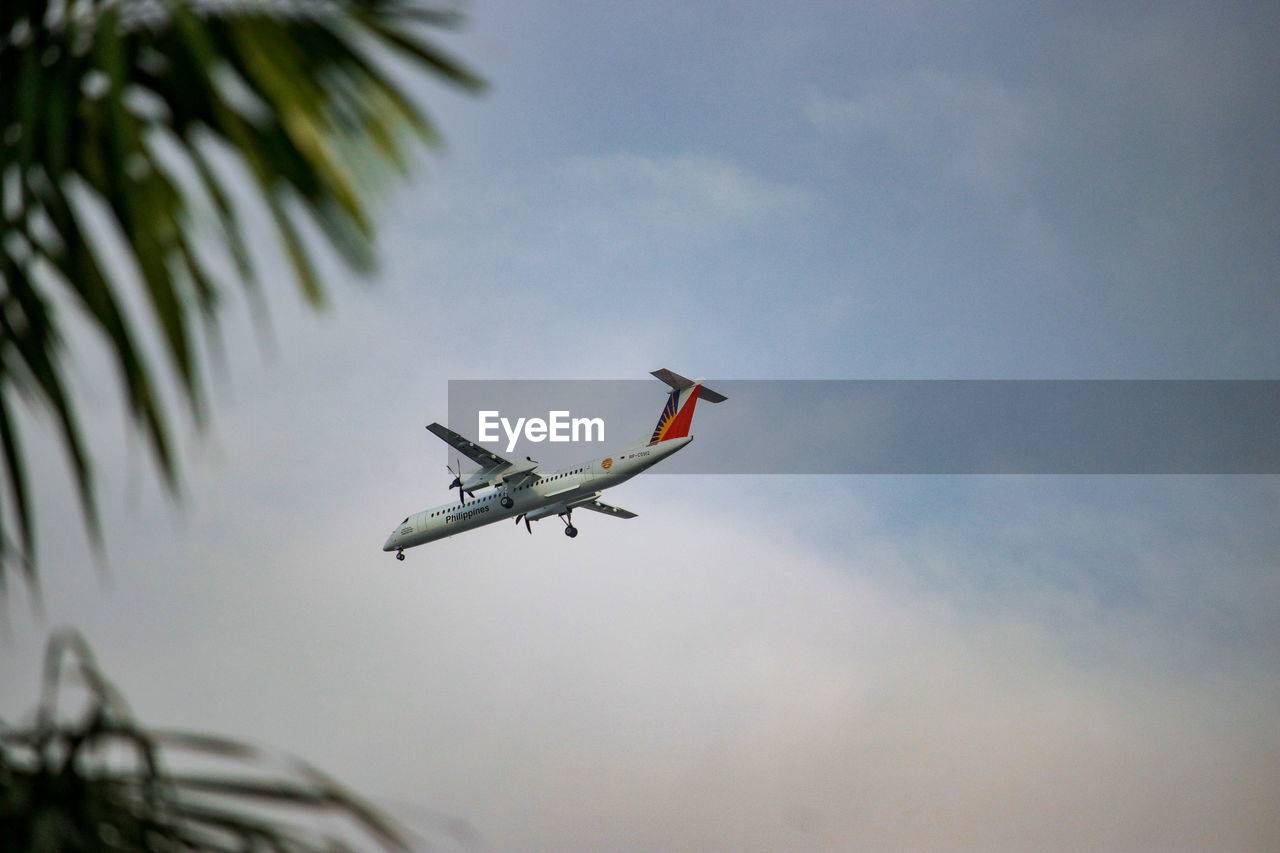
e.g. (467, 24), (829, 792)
(3, 1), (1279, 851)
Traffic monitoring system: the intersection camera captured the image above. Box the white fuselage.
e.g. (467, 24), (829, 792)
(382, 436), (692, 552)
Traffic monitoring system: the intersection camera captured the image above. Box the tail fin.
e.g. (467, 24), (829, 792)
(647, 369), (727, 445)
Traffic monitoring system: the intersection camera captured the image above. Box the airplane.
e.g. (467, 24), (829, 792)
(382, 369), (727, 560)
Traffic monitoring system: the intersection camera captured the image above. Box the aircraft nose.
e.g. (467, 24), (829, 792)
(382, 529), (399, 552)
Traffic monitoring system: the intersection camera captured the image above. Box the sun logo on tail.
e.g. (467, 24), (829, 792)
(648, 385), (703, 445)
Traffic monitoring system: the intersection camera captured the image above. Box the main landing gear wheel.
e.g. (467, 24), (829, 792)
(396, 550), (405, 561)
(560, 508), (578, 538)
(500, 495), (514, 509)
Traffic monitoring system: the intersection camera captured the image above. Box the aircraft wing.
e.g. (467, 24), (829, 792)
(573, 499), (638, 519)
(426, 422), (513, 472)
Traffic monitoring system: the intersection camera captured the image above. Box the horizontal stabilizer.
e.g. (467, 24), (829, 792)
(650, 368), (727, 403)
(695, 386), (727, 404)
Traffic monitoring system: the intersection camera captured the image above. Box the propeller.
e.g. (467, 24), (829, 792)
(515, 513), (532, 534)
(447, 458), (468, 505)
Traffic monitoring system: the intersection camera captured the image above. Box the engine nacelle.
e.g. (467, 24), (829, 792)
(494, 457), (539, 483)
(462, 458), (540, 493)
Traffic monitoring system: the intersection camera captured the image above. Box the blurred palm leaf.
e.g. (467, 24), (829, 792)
(0, 0), (483, 587)
(0, 630), (414, 851)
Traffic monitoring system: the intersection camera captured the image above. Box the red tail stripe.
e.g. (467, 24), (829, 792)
(660, 385), (701, 441)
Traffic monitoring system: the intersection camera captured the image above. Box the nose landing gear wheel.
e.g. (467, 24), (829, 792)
(396, 550), (405, 561)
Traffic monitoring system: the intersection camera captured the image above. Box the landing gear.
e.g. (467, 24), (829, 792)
(395, 550), (405, 561)
(564, 525), (578, 538)
(561, 508), (578, 538)
(500, 495), (514, 509)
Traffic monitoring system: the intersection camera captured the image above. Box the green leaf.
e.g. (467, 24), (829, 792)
(0, 0), (484, 585)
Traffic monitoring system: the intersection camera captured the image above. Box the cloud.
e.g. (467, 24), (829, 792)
(333, 494), (1280, 852)
(6, 420), (1278, 853)
(394, 152), (812, 288)
(803, 71), (1065, 275)
(805, 70), (1034, 204)
(368, 152), (817, 374)
(555, 153), (813, 242)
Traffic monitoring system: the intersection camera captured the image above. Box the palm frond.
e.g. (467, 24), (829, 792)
(0, 0), (483, 587)
(0, 630), (415, 852)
